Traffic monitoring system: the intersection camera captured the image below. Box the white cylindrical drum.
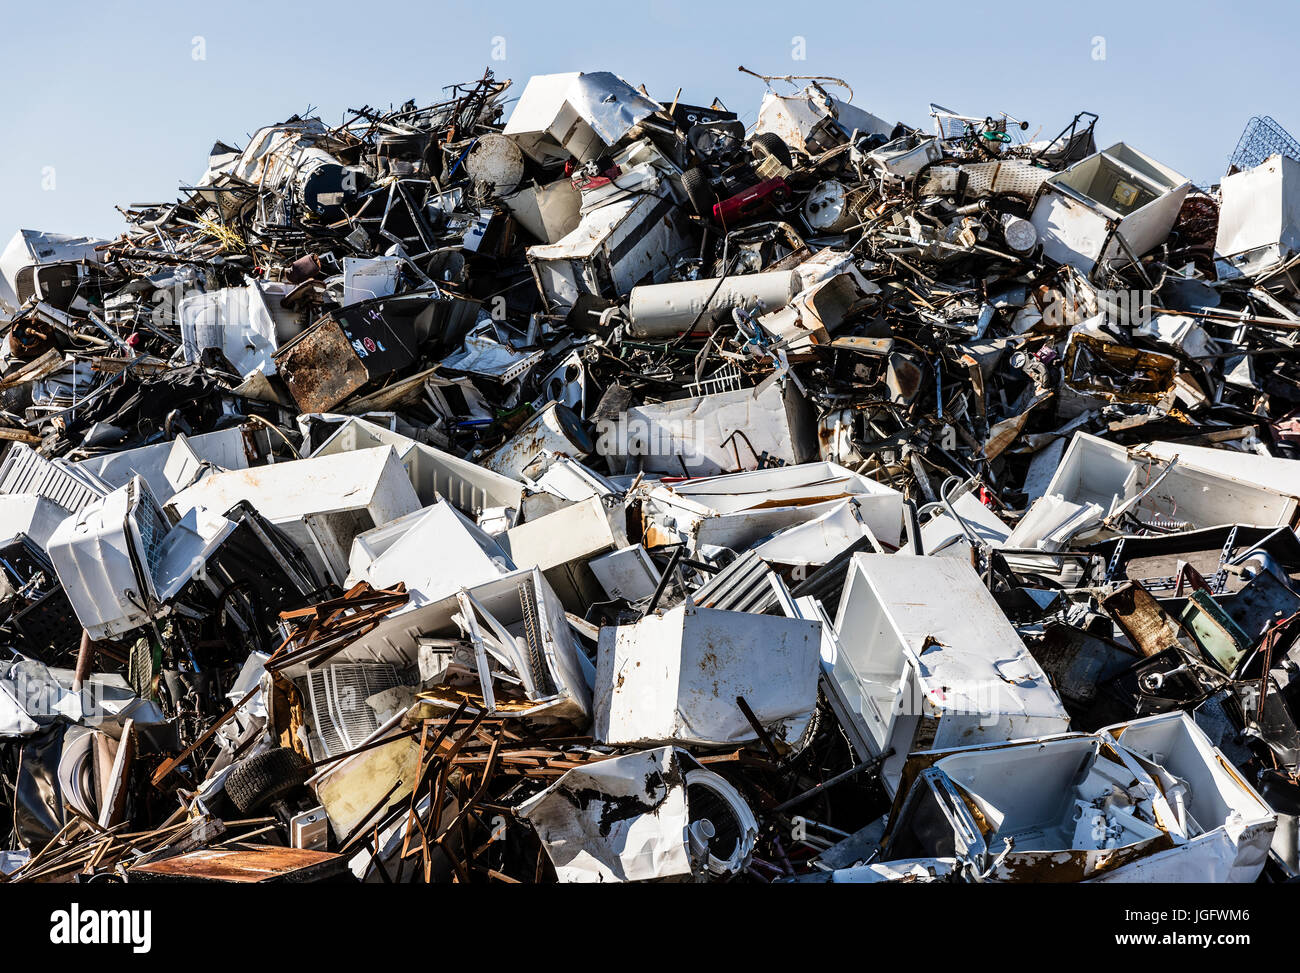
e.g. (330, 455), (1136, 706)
(625, 271), (800, 338)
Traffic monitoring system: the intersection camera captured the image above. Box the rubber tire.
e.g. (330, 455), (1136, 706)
(225, 747), (310, 814)
(750, 132), (793, 169)
(681, 166), (718, 218)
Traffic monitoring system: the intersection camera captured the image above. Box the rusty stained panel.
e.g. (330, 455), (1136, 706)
(1100, 581), (1185, 658)
(129, 846), (346, 883)
(274, 316), (371, 413)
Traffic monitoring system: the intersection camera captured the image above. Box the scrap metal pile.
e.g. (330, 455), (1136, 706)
(3, 66), (1300, 884)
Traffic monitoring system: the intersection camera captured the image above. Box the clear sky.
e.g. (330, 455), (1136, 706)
(1, 0), (1295, 241)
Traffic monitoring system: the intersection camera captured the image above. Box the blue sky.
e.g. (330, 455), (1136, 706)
(1, 0), (1295, 240)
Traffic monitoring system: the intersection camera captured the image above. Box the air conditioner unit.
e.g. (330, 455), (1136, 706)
(47, 476), (236, 641)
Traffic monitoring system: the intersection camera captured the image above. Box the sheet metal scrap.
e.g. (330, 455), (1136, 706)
(4, 66), (1300, 886)
(269, 582), (410, 672)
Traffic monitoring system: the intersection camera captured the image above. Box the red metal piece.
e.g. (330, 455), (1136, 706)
(712, 177), (790, 224)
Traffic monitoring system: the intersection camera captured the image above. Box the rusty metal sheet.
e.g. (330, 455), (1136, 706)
(1101, 581), (1186, 658)
(129, 846), (347, 883)
(273, 317), (371, 413)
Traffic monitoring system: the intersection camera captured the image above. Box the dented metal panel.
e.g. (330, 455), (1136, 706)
(831, 553), (1071, 794)
(594, 602), (820, 747)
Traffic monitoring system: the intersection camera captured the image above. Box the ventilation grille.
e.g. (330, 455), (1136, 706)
(518, 580), (555, 696)
(130, 481), (171, 576)
(305, 663), (405, 758)
(959, 160), (1049, 199)
(692, 550), (779, 614)
(0, 444), (105, 515)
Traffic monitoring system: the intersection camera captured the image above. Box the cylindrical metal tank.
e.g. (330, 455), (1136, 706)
(625, 271), (801, 338)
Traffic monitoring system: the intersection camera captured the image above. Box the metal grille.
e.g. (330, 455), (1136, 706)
(305, 662), (406, 757)
(958, 160), (1050, 199)
(1229, 116), (1300, 173)
(130, 481), (171, 576)
(0, 444), (105, 515)
(692, 550), (780, 613)
(686, 362), (744, 397)
(518, 580), (555, 696)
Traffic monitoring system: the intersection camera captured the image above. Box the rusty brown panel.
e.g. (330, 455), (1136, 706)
(273, 317), (369, 413)
(1101, 581), (1184, 658)
(130, 847), (344, 883)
